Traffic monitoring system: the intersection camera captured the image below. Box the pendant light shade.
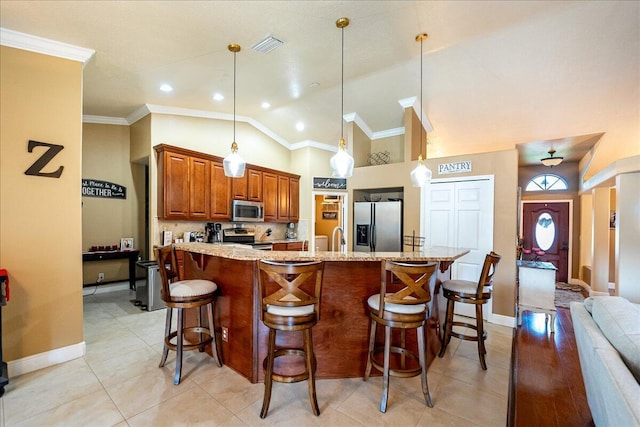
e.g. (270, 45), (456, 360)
(541, 148), (563, 167)
(330, 138), (354, 178)
(411, 33), (432, 187)
(223, 43), (246, 178)
(410, 154), (432, 187)
(330, 17), (354, 178)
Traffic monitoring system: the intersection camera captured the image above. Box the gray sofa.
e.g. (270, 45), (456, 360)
(570, 297), (640, 426)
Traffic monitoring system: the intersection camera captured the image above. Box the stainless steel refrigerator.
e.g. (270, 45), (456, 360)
(353, 200), (403, 252)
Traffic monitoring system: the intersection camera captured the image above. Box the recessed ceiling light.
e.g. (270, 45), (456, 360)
(310, 82), (320, 88)
(212, 93), (224, 101)
(160, 84), (173, 92)
(296, 122), (305, 131)
(261, 101), (271, 109)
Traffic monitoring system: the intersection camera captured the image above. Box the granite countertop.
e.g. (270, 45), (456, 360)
(516, 260), (557, 270)
(174, 242), (469, 262)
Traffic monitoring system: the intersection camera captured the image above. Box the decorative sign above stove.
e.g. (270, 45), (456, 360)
(82, 179), (126, 199)
(313, 177), (347, 190)
(438, 161), (472, 175)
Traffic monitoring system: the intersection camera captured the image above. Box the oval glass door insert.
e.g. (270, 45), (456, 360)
(535, 212), (555, 251)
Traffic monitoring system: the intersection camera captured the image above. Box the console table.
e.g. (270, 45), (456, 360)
(82, 250), (139, 290)
(517, 260), (557, 332)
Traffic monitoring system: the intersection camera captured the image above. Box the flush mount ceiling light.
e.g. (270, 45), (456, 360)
(410, 33), (433, 188)
(541, 148), (563, 167)
(159, 84), (173, 92)
(251, 35), (285, 54)
(212, 93), (224, 101)
(329, 17), (355, 179)
(223, 43), (246, 178)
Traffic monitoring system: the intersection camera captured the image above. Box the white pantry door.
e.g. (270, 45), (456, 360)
(424, 176), (494, 318)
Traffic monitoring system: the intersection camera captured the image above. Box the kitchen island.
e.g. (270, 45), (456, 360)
(174, 242), (469, 383)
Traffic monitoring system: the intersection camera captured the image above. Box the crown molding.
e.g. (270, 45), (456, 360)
(398, 96), (433, 133)
(0, 28), (94, 66)
(82, 115), (129, 126)
(290, 140), (337, 152)
(373, 127), (405, 139)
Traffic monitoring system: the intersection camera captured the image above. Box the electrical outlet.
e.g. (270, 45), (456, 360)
(221, 326), (229, 342)
(97, 272), (105, 282)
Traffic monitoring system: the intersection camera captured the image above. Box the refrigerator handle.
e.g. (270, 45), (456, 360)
(370, 204), (376, 251)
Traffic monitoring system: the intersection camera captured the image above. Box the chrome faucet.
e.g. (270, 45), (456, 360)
(331, 226), (345, 252)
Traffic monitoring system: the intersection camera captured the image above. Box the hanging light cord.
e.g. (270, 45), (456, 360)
(340, 24), (345, 141)
(420, 35), (425, 160)
(233, 50), (237, 144)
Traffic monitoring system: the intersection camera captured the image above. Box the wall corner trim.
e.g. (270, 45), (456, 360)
(7, 342), (86, 378)
(0, 27), (95, 65)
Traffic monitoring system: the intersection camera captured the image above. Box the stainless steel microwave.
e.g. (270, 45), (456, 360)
(231, 200), (264, 222)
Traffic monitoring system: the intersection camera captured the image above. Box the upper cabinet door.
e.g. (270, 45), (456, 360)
(263, 172), (278, 222)
(231, 173), (248, 200)
(189, 156), (210, 219)
(247, 169), (263, 201)
(210, 160), (231, 220)
(277, 175), (290, 222)
(163, 151), (190, 219)
(289, 177), (299, 222)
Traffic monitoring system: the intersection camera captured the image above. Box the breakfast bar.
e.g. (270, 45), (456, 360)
(174, 242), (469, 383)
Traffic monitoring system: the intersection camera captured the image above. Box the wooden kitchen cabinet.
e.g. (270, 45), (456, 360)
(160, 151), (190, 219)
(189, 156), (210, 219)
(289, 177), (299, 222)
(231, 173), (248, 200)
(272, 241), (308, 251)
(231, 168), (263, 201)
(155, 144), (299, 222)
(247, 169), (263, 201)
(210, 160), (231, 220)
(277, 175), (290, 222)
(262, 172), (278, 222)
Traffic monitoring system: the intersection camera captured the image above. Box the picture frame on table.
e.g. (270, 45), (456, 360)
(162, 230), (173, 246)
(120, 237), (134, 250)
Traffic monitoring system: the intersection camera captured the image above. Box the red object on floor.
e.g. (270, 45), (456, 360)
(0, 269), (8, 302)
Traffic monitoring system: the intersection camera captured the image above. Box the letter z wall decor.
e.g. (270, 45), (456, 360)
(24, 140), (64, 178)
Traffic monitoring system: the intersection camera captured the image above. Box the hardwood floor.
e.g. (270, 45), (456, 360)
(509, 307), (594, 426)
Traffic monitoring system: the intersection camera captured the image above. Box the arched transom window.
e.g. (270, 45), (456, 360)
(525, 174), (568, 191)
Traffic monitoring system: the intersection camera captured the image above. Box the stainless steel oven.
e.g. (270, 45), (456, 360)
(231, 200), (264, 222)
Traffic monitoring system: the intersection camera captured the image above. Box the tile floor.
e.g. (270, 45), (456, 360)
(1, 288), (513, 426)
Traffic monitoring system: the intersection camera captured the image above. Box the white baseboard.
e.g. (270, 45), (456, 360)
(590, 290), (610, 297)
(82, 281), (131, 295)
(7, 342), (85, 378)
(489, 313), (516, 328)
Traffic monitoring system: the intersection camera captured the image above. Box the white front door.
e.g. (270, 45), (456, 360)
(424, 176), (495, 318)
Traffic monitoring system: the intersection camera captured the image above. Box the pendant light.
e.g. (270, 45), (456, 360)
(410, 33), (432, 188)
(330, 17), (355, 178)
(223, 43), (246, 178)
(541, 148), (563, 167)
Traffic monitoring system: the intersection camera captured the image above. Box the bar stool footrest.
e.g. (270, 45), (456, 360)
(165, 328), (213, 352)
(263, 348), (316, 383)
(449, 321), (487, 342)
(369, 345), (422, 378)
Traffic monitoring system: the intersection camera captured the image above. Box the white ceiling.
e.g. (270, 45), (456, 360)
(1, 1), (638, 167)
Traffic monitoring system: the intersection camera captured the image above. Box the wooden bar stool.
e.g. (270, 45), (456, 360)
(257, 260), (324, 418)
(364, 261), (438, 413)
(438, 252), (501, 370)
(155, 245), (222, 385)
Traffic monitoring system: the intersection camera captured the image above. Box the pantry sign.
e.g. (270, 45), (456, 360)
(82, 179), (126, 199)
(438, 161), (472, 175)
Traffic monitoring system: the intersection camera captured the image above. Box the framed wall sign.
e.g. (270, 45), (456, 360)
(313, 177), (347, 190)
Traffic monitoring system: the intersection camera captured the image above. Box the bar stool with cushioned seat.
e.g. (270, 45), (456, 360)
(364, 261), (438, 413)
(155, 245), (222, 385)
(257, 260), (324, 418)
(438, 252), (501, 370)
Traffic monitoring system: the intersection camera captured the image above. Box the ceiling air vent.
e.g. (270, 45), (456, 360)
(251, 35), (285, 54)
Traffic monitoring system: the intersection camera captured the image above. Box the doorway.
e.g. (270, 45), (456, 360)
(311, 192), (347, 251)
(423, 175), (495, 318)
(520, 201), (571, 282)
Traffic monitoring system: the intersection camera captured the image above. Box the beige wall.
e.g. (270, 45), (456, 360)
(371, 134), (403, 165)
(82, 123), (144, 284)
(0, 46), (84, 360)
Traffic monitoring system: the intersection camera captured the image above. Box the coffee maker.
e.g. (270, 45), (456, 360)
(206, 222), (222, 243)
